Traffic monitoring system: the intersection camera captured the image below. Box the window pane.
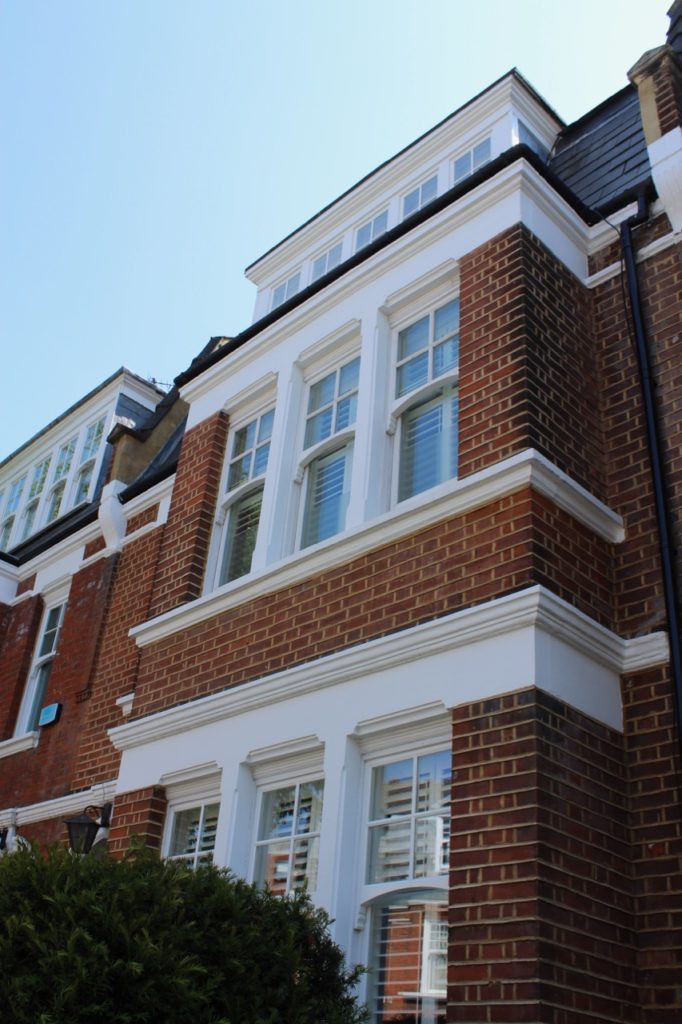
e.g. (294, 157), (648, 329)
(396, 353), (429, 397)
(233, 421), (256, 458)
(272, 283), (286, 308)
(169, 808), (201, 857)
(399, 396), (453, 502)
(434, 299), (459, 342)
(414, 815), (450, 877)
(473, 137), (491, 168)
(39, 605), (63, 657)
(46, 482), (65, 523)
(252, 442), (270, 478)
(398, 317), (429, 361)
(308, 371), (336, 414)
(416, 751), (451, 812)
(258, 409), (275, 443)
(74, 463), (93, 505)
(296, 780), (324, 834)
(21, 502), (38, 541)
(255, 840), (290, 894)
(285, 272), (300, 299)
(301, 447), (349, 548)
(304, 407), (333, 448)
(369, 893), (447, 1023)
(422, 174), (438, 205)
(55, 439), (76, 480)
(0, 517), (13, 550)
(259, 786), (296, 840)
(356, 222), (371, 251)
(334, 394), (357, 432)
(220, 488), (263, 584)
(367, 820), (412, 882)
(454, 151), (471, 181)
(291, 835), (320, 890)
(338, 356), (360, 396)
(373, 211), (388, 236)
(312, 254), (327, 281)
(29, 458), (51, 500)
(327, 242), (342, 270)
(227, 453), (252, 490)
(81, 418), (104, 462)
(371, 759), (413, 820)
(27, 661), (53, 731)
(403, 187), (420, 218)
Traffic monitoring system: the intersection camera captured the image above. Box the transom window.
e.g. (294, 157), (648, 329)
(355, 210), (388, 252)
(216, 408), (274, 585)
(403, 174), (438, 219)
(396, 299), (459, 398)
(304, 357), (359, 450)
(311, 242), (343, 283)
(167, 802), (220, 869)
(453, 137), (491, 183)
(271, 271), (301, 310)
(15, 601), (66, 735)
(367, 750), (451, 884)
(254, 780), (324, 895)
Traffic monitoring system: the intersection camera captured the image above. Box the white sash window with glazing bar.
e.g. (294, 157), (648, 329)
(254, 780), (324, 896)
(14, 601), (66, 735)
(215, 408), (275, 585)
(166, 802), (220, 869)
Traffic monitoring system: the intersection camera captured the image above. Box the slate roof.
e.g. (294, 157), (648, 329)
(549, 85), (652, 214)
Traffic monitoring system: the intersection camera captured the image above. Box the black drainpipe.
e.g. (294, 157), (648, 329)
(620, 195), (682, 764)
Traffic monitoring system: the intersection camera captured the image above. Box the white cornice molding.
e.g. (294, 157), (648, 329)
(130, 448), (622, 650)
(0, 780), (117, 828)
(0, 560), (18, 604)
(110, 585), (668, 754)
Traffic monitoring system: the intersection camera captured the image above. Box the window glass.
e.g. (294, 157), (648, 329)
(227, 409), (274, 491)
(54, 439), (76, 481)
(46, 481), (66, 524)
(304, 357), (359, 450)
(301, 445), (352, 548)
(398, 388), (458, 502)
(28, 457), (51, 501)
(6, 477), (26, 515)
(74, 463), (94, 505)
(167, 803), (220, 868)
(219, 487), (263, 584)
(311, 242), (343, 282)
(454, 136), (491, 183)
(403, 174), (438, 219)
(0, 517), (14, 551)
(81, 418), (105, 463)
(272, 272), (301, 310)
(355, 210), (388, 252)
(21, 501), (38, 542)
(15, 601), (66, 734)
(254, 780), (324, 895)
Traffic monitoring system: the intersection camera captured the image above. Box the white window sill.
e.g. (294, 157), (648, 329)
(130, 448), (624, 650)
(0, 732), (39, 760)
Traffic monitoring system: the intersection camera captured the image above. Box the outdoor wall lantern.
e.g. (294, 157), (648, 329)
(64, 802), (112, 855)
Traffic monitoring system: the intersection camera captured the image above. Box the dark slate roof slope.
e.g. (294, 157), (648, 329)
(549, 85), (652, 213)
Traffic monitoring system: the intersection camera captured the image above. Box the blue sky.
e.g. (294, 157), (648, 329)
(1, 0), (671, 460)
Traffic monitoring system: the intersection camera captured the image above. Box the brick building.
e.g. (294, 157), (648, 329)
(2, 7), (682, 1022)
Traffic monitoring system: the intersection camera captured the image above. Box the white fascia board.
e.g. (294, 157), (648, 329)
(110, 585), (668, 755)
(0, 732), (39, 761)
(129, 448), (623, 650)
(246, 75), (523, 285)
(0, 780), (117, 828)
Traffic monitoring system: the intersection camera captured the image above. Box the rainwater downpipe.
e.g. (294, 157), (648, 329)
(620, 195), (682, 765)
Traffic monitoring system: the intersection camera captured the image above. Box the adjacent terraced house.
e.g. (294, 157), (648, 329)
(2, 7), (682, 1021)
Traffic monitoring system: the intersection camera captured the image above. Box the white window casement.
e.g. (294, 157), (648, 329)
(271, 271), (301, 311)
(0, 475), (26, 551)
(20, 456), (51, 541)
(253, 779), (324, 896)
(402, 173), (438, 220)
(214, 406), (275, 586)
(298, 354), (360, 549)
(165, 802), (220, 868)
(73, 416), (105, 507)
(391, 297), (459, 504)
(45, 437), (77, 525)
(453, 136), (491, 183)
(363, 748), (451, 1024)
(14, 599), (66, 736)
(311, 241), (343, 283)
(355, 210), (389, 252)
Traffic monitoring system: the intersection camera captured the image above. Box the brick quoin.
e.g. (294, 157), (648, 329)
(148, 411), (228, 618)
(458, 224), (604, 500)
(449, 689), (638, 1024)
(108, 785), (167, 859)
(132, 489), (614, 720)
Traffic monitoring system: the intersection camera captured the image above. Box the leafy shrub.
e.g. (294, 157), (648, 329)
(0, 844), (367, 1024)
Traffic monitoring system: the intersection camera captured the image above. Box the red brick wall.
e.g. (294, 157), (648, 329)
(651, 51), (682, 137)
(0, 595), (42, 739)
(132, 488), (613, 720)
(108, 785), (167, 858)
(458, 224), (604, 500)
(0, 557), (117, 811)
(148, 412), (228, 617)
(449, 688), (639, 1023)
(72, 526), (166, 789)
(126, 503), (159, 535)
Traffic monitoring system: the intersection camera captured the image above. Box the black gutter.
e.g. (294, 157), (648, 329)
(2, 502), (99, 565)
(119, 458), (179, 504)
(621, 196), (682, 765)
(177, 143), (597, 390)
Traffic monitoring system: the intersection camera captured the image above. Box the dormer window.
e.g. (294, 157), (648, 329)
(0, 476), (26, 551)
(355, 211), (388, 252)
(73, 417), (105, 506)
(45, 438), (76, 525)
(311, 242), (343, 283)
(453, 137), (491, 183)
(402, 174), (438, 220)
(20, 457), (51, 541)
(271, 272), (301, 310)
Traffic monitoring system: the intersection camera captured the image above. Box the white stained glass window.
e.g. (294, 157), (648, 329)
(304, 357), (360, 450)
(453, 137), (491, 183)
(367, 750), (451, 885)
(403, 174), (438, 220)
(167, 803), (220, 869)
(369, 891), (447, 1023)
(254, 780), (324, 896)
(311, 242), (343, 282)
(16, 602), (66, 734)
(355, 210), (389, 252)
(271, 272), (301, 310)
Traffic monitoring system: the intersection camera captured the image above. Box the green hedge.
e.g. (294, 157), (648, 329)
(0, 844), (367, 1024)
